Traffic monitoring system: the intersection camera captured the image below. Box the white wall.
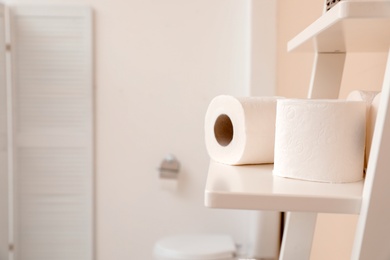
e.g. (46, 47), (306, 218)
(93, 2), (253, 258)
(3, 0), (278, 259)
(250, 0), (277, 97)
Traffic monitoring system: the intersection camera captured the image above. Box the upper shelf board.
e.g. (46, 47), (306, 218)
(205, 161), (363, 214)
(288, 1), (390, 53)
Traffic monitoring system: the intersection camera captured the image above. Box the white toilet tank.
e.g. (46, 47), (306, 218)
(153, 234), (236, 260)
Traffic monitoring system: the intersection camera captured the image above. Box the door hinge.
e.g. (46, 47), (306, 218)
(9, 243), (14, 252)
(6, 44), (11, 52)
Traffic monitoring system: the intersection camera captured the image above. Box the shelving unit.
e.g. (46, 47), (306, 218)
(205, 161), (363, 214)
(288, 1), (390, 53)
(204, 1), (390, 259)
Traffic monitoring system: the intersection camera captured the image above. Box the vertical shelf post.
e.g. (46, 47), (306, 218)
(351, 47), (390, 260)
(308, 53), (346, 99)
(279, 212), (317, 260)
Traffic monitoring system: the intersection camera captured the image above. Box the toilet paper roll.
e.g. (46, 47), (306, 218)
(347, 90), (379, 108)
(204, 95), (280, 165)
(273, 99), (366, 183)
(366, 92), (381, 164)
(347, 90), (381, 166)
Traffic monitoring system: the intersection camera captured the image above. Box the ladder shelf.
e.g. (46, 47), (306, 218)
(205, 1), (390, 259)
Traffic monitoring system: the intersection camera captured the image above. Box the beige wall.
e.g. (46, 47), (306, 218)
(277, 0), (387, 259)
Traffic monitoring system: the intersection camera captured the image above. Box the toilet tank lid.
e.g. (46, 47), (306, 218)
(154, 234), (236, 259)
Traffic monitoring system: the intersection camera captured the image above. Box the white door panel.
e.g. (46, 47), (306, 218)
(10, 6), (93, 260)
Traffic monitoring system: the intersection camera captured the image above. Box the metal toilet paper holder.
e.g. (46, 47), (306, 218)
(158, 154), (180, 179)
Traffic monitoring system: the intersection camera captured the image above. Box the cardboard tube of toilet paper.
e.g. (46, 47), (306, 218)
(273, 99), (366, 183)
(204, 95), (280, 165)
(347, 90), (381, 166)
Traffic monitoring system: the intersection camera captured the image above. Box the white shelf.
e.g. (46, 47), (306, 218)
(205, 161), (363, 214)
(288, 1), (390, 53)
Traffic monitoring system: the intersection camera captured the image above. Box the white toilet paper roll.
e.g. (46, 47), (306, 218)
(347, 90), (379, 107)
(347, 90), (381, 166)
(204, 95), (280, 165)
(367, 92), (381, 164)
(273, 99), (366, 183)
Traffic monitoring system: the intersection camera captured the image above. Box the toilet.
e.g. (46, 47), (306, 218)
(154, 211), (281, 259)
(153, 234), (237, 260)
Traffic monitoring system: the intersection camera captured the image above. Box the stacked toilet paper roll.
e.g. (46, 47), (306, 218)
(273, 99), (366, 183)
(204, 95), (280, 165)
(347, 90), (379, 107)
(347, 90), (381, 167)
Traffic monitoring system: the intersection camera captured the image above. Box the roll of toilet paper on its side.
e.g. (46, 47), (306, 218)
(273, 99), (366, 183)
(204, 95), (280, 165)
(347, 90), (379, 108)
(366, 92), (382, 164)
(347, 90), (381, 166)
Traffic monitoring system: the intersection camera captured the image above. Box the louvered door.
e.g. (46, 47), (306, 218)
(0, 3), (8, 260)
(10, 6), (93, 260)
